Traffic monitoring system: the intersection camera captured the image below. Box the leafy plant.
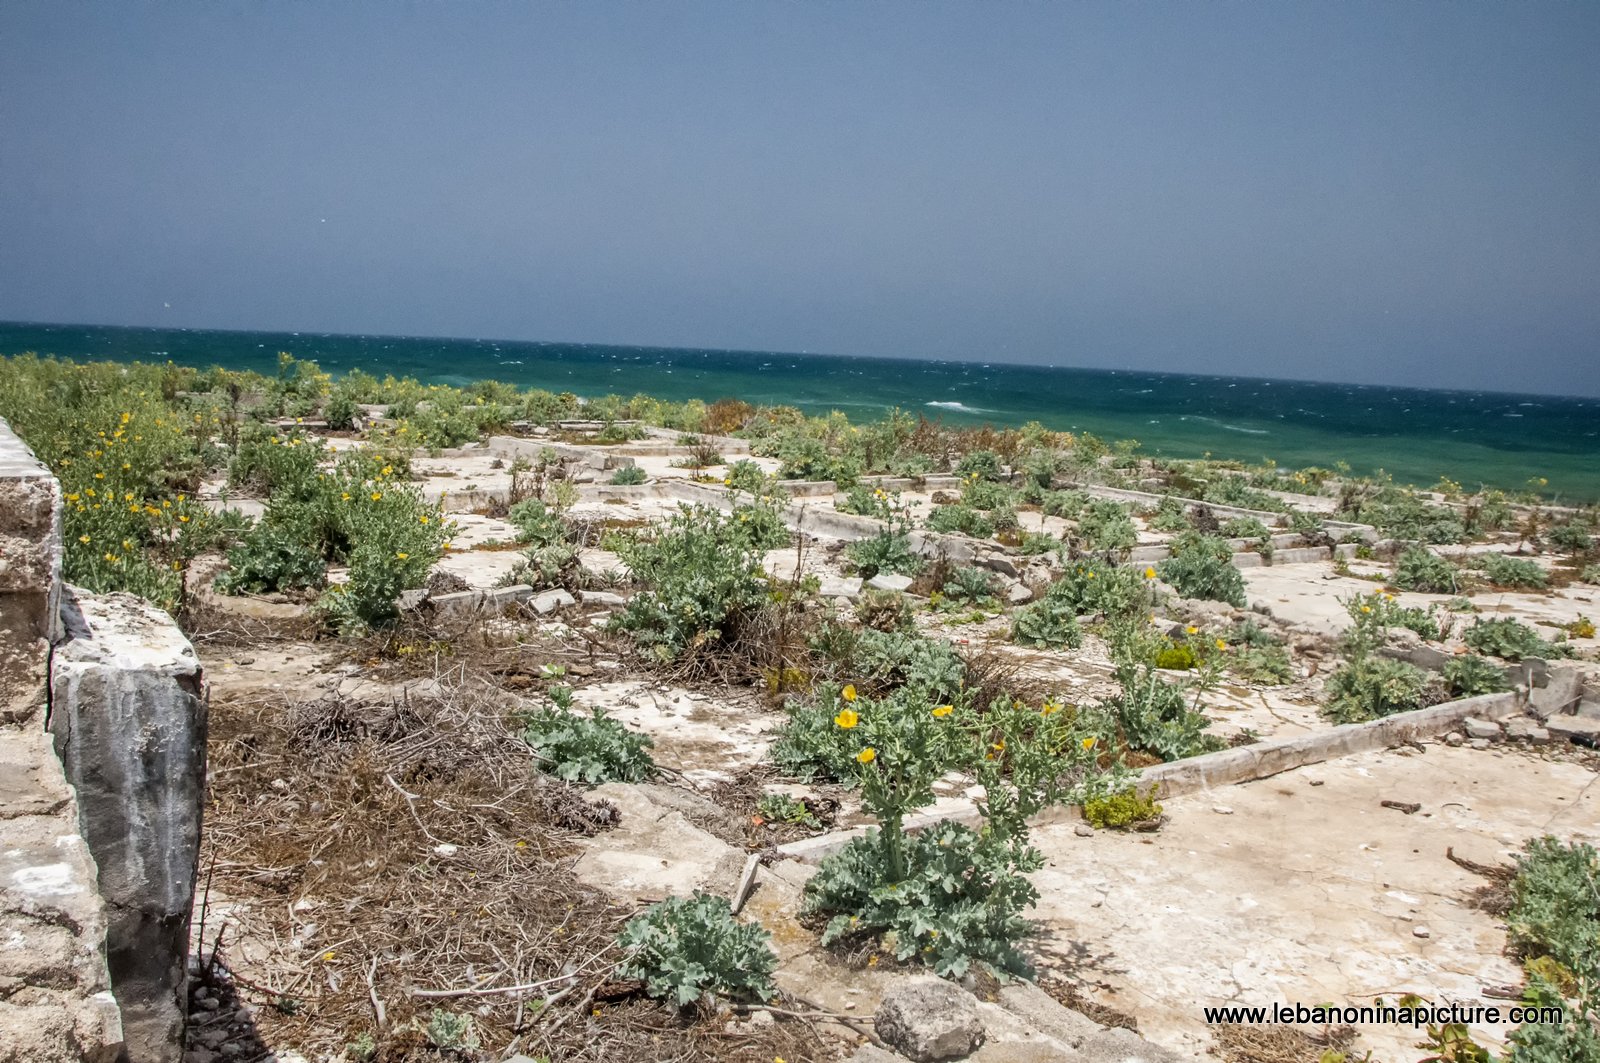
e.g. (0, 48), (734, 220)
(1392, 546), (1459, 594)
(1076, 500), (1138, 555)
(1323, 656), (1430, 723)
(1499, 837), (1600, 1063)
(608, 464), (649, 486)
(522, 706), (655, 785)
(1082, 788), (1163, 830)
(926, 503), (995, 539)
(1157, 533), (1246, 608)
(942, 565), (998, 605)
(423, 1008), (478, 1051)
(616, 893), (777, 1007)
(1442, 654), (1511, 697)
(1100, 654), (1221, 760)
(1463, 618), (1569, 661)
(1547, 522), (1594, 554)
(846, 530), (924, 580)
(756, 792), (823, 830)
(1570, 615), (1597, 639)
(612, 505), (772, 660)
(1481, 553), (1550, 590)
(215, 526), (327, 594)
(1011, 596), (1083, 649)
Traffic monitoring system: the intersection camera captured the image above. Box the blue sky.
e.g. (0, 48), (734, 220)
(2, 2), (1596, 394)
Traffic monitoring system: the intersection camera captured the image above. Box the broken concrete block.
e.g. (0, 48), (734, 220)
(818, 576), (863, 599)
(1461, 718), (1501, 741)
(530, 588), (577, 615)
(866, 573), (914, 593)
(50, 589), (207, 1063)
(1527, 667), (1585, 721)
(580, 590), (628, 608)
(874, 977), (985, 1061)
(1503, 718), (1550, 744)
(1545, 715), (1600, 746)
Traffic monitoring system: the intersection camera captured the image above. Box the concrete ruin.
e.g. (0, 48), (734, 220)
(0, 419), (207, 1063)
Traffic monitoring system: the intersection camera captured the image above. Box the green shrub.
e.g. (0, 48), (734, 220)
(1100, 658), (1220, 761)
(1442, 654), (1511, 697)
(1499, 837), (1600, 1063)
(215, 527), (326, 594)
(1039, 489), (1088, 520)
(323, 390), (359, 431)
(1077, 500), (1138, 554)
(1147, 496), (1189, 533)
(846, 531), (924, 580)
(1392, 546), (1459, 594)
(755, 792), (822, 830)
(1082, 788), (1163, 830)
(722, 458), (769, 493)
(1463, 618), (1568, 661)
(1231, 643), (1294, 685)
(1158, 534), (1246, 608)
(1547, 523), (1594, 553)
(507, 498), (566, 546)
(1221, 516), (1272, 540)
(855, 588), (916, 632)
(837, 484), (894, 519)
(942, 565), (998, 605)
(612, 505), (771, 660)
(1042, 560), (1152, 621)
(1323, 656), (1430, 723)
(926, 503), (995, 539)
(616, 893), (777, 1007)
(1481, 553), (1550, 589)
(1584, 563), (1600, 585)
(522, 706), (655, 785)
(1151, 642), (1198, 670)
(955, 450), (1003, 481)
(423, 1008), (478, 1051)
(804, 821), (1040, 978)
(1011, 597), (1083, 649)
(608, 465), (649, 486)
(961, 477), (1015, 512)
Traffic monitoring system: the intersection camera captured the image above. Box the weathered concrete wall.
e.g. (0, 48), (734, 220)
(0, 419), (124, 1063)
(50, 591), (206, 1063)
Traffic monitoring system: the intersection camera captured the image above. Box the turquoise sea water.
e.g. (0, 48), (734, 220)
(3, 320), (1597, 499)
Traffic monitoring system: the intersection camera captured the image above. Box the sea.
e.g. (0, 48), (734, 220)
(3, 320), (1597, 500)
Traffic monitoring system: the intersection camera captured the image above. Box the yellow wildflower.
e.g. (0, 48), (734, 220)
(834, 708), (859, 729)
(857, 747), (876, 764)
(78, 535), (91, 544)
(1186, 625), (1198, 634)
(370, 491), (383, 501)
(1145, 567), (1157, 579)
(1081, 736), (1097, 750)
(841, 683), (857, 702)
(932, 704), (954, 718)
(1215, 638), (1227, 651)
(1041, 700), (1060, 716)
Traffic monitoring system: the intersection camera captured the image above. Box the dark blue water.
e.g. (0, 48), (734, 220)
(3, 320), (1597, 499)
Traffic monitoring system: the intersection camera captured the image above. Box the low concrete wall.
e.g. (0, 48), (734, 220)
(486, 435), (637, 472)
(0, 419), (124, 1063)
(777, 691), (1523, 865)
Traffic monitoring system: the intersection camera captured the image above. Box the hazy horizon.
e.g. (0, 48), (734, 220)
(3, 3), (1596, 396)
(7, 316), (1597, 403)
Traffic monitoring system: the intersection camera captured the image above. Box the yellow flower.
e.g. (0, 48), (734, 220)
(841, 684), (857, 702)
(370, 491), (383, 501)
(1041, 700), (1060, 716)
(1081, 736), (1097, 750)
(178, 515), (189, 523)
(1360, 605), (1372, 613)
(932, 705), (954, 718)
(834, 708), (859, 729)
(321, 950), (336, 962)
(79, 535), (91, 544)
(1144, 567), (1157, 579)
(1186, 625), (1198, 634)
(395, 551), (409, 561)
(380, 465), (392, 476)
(342, 492), (352, 501)
(419, 515), (430, 524)
(856, 747), (876, 764)
(1215, 638), (1227, 651)
(1085, 570), (1095, 579)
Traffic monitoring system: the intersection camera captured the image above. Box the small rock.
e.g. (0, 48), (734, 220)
(874, 977), (985, 1062)
(1462, 718), (1501, 741)
(1213, 805), (1234, 815)
(1468, 738), (1491, 751)
(581, 590), (628, 608)
(1444, 731), (1464, 747)
(1413, 925), (1432, 939)
(1006, 581), (1033, 605)
(866, 573), (914, 593)
(1074, 823), (1096, 838)
(531, 588), (577, 615)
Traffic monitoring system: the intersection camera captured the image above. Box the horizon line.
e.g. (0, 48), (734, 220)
(2, 316), (1596, 405)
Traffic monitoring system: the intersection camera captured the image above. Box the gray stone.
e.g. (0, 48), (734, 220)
(1578, 698), (1600, 721)
(1468, 738), (1492, 751)
(1075, 823), (1096, 838)
(875, 977), (985, 1061)
(1006, 581), (1034, 605)
(866, 573), (914, 593)
(580, 590), (628, 608)
(530, 588), (577, 615)
(1074, 1026), (1185, 1063)
(1461, 718), (1501, 741)
(818, 576), (863, 599)
(50, 589), (207, 1063)
(1444, 732), (1464, 747)
(1545, 715), (1600, 746)
(1503, 718), (1551, 744)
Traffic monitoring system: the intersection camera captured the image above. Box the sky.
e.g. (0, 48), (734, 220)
(1, 2), (1597, 395)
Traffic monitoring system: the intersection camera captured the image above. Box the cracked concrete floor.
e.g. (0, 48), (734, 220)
(1027, 742), (1599, 1061)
